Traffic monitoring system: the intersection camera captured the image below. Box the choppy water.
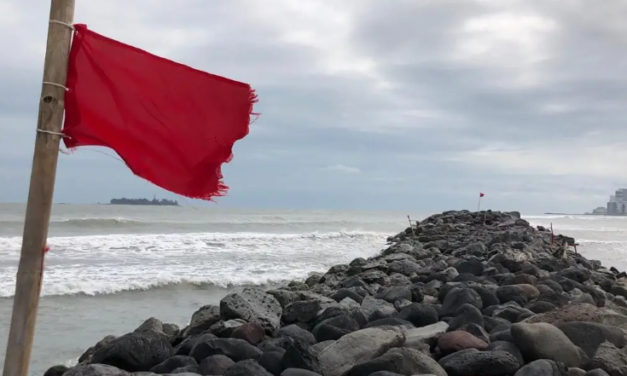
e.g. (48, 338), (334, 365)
(0, 204), (408, 374)
(0, 205), (626, 375)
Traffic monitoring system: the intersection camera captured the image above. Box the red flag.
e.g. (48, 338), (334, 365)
(63, 24), (257, 200)
(479, 192), (485, 197)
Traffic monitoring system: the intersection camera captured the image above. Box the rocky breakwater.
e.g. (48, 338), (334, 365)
(46, 210), (627, 376)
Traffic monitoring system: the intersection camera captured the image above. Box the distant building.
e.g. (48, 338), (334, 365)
(607, 188), (627, 215)
(591, 207), (607, 215)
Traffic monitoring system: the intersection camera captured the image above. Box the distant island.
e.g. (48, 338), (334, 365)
(109, 197), (179, 206)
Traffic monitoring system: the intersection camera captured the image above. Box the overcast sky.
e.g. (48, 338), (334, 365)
(1, 0), (626, 213)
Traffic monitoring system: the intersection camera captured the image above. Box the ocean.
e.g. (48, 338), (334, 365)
(0, 205), (626, 375)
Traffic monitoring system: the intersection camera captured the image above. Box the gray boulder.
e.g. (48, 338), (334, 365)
(343, 347), (447, 376)
(220, 287), (282, 333)
(317, 326), (406, 376)
(557, 321), (627, 358)
(90, 331), (173, 372)
(511, 322), (583, 367)
(514, 359), (566, 376)
(403, 321), (448, 349)
(149, 355), (197, 374)
(182, 305), (221, 337)
(63, 365), (128, 376)
(440, 288), (483, 317)
(439, 349), (521, 376)
(586, 341), (627, 376)
(361, 296), (396, 319)
(189, 336), (262, 363)
(223, 359), (272, 376)
(198, 354), (235, 375)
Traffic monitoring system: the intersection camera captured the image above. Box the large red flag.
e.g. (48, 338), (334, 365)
(63, 24), (257, 200)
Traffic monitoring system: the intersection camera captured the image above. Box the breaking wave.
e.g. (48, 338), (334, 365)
(0, 230), (387, 297)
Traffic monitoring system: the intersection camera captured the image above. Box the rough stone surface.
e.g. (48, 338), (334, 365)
(439, 349), (521, 376)
(317, 326), (405, 376)
(220, 288), (282, 333)
(89, 331), (173, 372)
(343, 347), (447, 376)
(511, 322), (583, 367)
(437, 330), (488, 354)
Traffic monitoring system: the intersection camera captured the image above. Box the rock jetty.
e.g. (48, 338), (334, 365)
(46, 210), (627, 376)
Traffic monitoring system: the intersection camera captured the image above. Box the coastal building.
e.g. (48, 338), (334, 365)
(607, 188), (627, 215)
(591, 207), (607, 215)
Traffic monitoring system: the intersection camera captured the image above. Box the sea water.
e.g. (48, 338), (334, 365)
(0, 204), (625, 374)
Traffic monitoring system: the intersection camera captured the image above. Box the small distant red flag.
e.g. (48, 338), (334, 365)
(479, 192), (485, 197)
(63, 24), (257, 200)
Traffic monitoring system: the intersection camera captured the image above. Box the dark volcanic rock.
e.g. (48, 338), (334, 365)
(90, 331), (173, 372)
(210, 319), (247, 338)
(284, 300), (325, 324)
(63, 364), (128, 376)
(513, 359), (567, 376)
(557, 321), (627, 358)
(189, 336), (262, 363)
(437, 330), (488, 354)
(585, 369), (611, 376)
(510, 322), (583, 367)
(586, 342), (627, 376)
(223, 359), (273, 376)
(388, 259), (422, 276)
(258, 351), (284, 376)
(397, 303), (439, 327)
(198, 354), (235, 375)
(183, 305), (221, 337)
(231, 321), (265, 345)
(316, 326), (405, 376)
(329, 288), (363, 304)
(43, 365), (69, 376)
(276, 324), (317, 346)
(438, 349), (521, 376)
(440, 288), (483, 317)
(447, 303), (484, 331)
(471, 285), (500, 307)
(374, 286), (412, 303)
(364, 317), (414, 328)
(220, 288), (282, 333)
(487, 341), (524, 365)
(78, 335), (117, 363)
(149, 355), (197, 374)
(282, 340), (321, 372)
(455, 259), (485, 276)
(343, 347), (447, 376)
(280, 369), (322, 376)
(526, 301), (557, 314)
(496, 284), (539, 305)
(311, 314), (360, 342)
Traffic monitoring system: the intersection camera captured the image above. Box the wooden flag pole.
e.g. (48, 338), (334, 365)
(2, 1), (75, 376)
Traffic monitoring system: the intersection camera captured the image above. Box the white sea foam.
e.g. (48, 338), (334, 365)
(0, 230), (387, 297)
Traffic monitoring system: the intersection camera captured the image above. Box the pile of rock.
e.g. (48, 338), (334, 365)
(47, 210), (627, 376)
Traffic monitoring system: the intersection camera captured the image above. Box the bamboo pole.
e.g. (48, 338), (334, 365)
(2, 2), (75, 376)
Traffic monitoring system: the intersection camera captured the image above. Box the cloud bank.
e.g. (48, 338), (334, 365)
(1, 0), (625, 213)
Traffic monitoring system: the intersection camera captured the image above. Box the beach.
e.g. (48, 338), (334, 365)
(1, 205), (627, 375)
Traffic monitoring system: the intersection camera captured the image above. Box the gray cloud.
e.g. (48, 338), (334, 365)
(1, 0), (626, 213)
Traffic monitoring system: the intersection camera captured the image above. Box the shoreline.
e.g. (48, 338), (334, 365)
(45, 210), (627, 376)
